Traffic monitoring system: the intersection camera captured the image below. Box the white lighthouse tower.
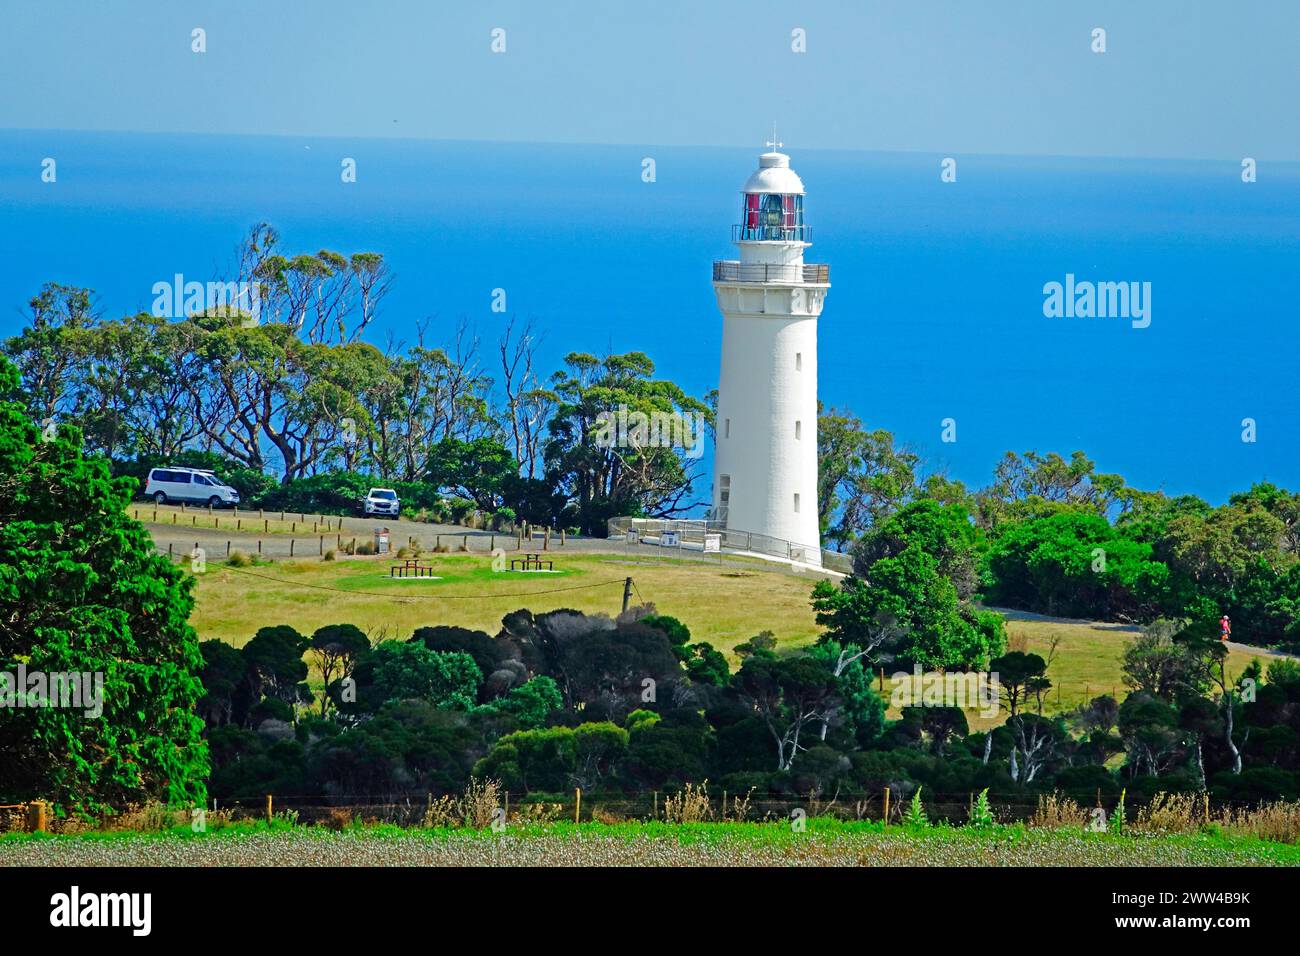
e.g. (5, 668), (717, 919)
(711, 141), (828, 566)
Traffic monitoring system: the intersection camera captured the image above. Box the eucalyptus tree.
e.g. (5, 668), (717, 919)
(544, 351), (711, 533)
(816, 406), (919, 547)
(3, 282), (96, 422)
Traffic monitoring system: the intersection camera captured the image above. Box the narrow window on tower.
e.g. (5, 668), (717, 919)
(724, 418), (730, 438)
(795, 420), (802, 440)
(795, 352), (802, 371)
(793, 493), (801, 513)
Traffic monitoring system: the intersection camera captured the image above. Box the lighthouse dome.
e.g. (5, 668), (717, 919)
(742, 151), (805, 195)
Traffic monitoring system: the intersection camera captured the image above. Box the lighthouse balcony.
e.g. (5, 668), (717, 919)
(712, 260), (829, 284)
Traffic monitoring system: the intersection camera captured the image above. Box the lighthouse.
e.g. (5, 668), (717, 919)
(711, 142), (829, 566)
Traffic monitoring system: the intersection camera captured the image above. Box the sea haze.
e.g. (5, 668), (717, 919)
(1, 129), (1296, 506)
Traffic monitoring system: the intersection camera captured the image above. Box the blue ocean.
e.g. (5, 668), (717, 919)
(1, 129), (1296, 506)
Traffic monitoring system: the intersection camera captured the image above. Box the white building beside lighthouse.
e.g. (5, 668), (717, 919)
(711, 145), (828, 566)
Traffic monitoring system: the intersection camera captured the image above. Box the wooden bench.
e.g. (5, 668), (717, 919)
(390, 558), (437, 578)
(510, 552), (553, 571)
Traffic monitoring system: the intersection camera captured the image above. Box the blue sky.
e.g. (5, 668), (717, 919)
(2, 0), (1296, 159)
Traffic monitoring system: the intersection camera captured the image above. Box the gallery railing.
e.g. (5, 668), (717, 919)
(711, 261), (830, 284)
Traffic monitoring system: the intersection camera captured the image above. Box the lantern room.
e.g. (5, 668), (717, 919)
(734, 150), (810, 242)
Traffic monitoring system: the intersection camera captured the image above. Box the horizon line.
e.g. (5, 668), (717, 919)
(2, 126), (1295, 168)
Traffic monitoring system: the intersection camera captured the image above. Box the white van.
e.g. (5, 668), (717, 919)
(144, 468), (241, 508)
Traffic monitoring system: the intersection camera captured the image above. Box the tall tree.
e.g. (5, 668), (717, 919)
(3, 282), (97, 422)
(816, 407), (918, 547)
(0, 357), (209, 812)
(545, 352), (710, 534)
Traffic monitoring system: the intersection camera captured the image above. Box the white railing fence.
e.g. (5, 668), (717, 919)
(607, 517), (852, 573)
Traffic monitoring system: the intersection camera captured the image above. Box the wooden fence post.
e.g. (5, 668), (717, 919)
(574, 788), (581, 825)
(883, 787), (890, 826)
(28, 801), (47, 833)
(265, 794), (273, 824)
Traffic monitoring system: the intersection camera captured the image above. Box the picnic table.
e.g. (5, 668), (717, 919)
(390, 558), (437, 578)
(510, 552), (553, 571)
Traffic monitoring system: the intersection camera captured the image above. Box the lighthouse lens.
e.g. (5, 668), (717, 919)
(761, 195), (782, 229)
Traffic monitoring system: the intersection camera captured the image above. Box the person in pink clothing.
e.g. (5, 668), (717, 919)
(1220, 615), (1232, 642)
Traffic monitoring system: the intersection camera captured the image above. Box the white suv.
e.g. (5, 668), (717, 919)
(145, 468), (241, 508)
(362, 487), (400, 517)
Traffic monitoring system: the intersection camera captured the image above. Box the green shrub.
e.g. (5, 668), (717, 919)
(257, 471), (371, 516)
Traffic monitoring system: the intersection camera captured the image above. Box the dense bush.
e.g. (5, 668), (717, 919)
(984, 509), (1171, 621)
(194, 596), (1300, 809)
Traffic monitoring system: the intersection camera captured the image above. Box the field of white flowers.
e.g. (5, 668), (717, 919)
(3, 821), (1298, 867)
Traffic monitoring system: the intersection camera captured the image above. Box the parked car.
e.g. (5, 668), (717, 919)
(362, 487), (400, 517)
(144, 467), (241, 507)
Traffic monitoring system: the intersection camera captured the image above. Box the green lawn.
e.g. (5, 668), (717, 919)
(190, 551), (828, 657)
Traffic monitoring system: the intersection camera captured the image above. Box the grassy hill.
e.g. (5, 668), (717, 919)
(188, 548), (1280, 730)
